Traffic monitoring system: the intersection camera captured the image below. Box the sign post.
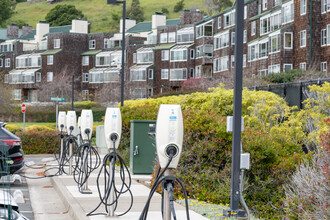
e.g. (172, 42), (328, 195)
(21, 103), (26, 132)
(50, 97), (66, 132)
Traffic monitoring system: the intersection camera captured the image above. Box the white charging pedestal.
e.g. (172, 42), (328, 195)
(104, 107), (122, 217)
(58, 111), (66, 161)
(80, 110), (94, 193)
(66, 111), (77, 175)
(156, 105), (184, 220)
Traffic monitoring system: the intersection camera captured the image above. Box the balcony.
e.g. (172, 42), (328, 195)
(4, 69), (39, 84)
(88, 67), (120, 83)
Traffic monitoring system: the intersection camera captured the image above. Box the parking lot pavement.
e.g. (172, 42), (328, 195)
(23, 154), (209, 220)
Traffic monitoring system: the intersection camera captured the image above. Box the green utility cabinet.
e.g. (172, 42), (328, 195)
(130, 120), (157, 174)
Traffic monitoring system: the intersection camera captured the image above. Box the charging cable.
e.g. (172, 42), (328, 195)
(139, 147), (190, 220)
(87, 135), (133, 216)
(73, 130), (101, 194)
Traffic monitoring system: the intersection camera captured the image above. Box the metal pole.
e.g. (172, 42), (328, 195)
(72, 74), (74, 110)
(230, 0), (244, 212)
(23, 112), (25, 132)
(120, 1), (126, 107)
(69, 141), (73, 175)
(164, 169), (173, 220)
(56, 101), (58, 132)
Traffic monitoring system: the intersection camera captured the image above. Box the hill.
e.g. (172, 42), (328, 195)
(9, 0), (206, 33)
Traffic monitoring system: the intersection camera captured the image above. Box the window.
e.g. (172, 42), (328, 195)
(195, 65), (202, 78)
(148, 88), (153, 97)
(321, 62), (327, 72)
(168, 32), (175, 42)
(47, 72), (53, 82)
(284, 32), (293, 49)
(243, 54), (246, 67)
(218, 17), (221, 29)
(82, 90), (89, 97)
(96, 54), (110, 66)
(259, 40), (269, 58)
(258, 69), (268, 76)
(130, 88), (146, 99)
(36, 72), (41, 82)
(260, 15), (271, 35)
(231, 55), (235, 68)
(196, 45), (213, 58)
(283, 64), (293, 71)
(321, 29), (327, 46)
(270, 33), (280, 53)
(224, 10), (235, 28)
(12, 89), (21, 100)
(244, 6), (247, 19)
(161, 69), (169, 79)
(47, 55), (53, 65)
(248, 43), (258, 61)
(0, 59), (3, 67)
(148, 69), (153, 80)
(231, 32), (235, 45)
(82, 56), (89, 66)
(300, 0), (306, 15)
(282, 1), (294, 24)
(243, 30), (247, 43)
(327, 25), (330, 46)
(321, 0), (327, 13)
(213, 56), (229, 72)
(196, 21), (213, 38)
(214, 31), (229, 50)
(104, 69), (120, 82)
(130, 69), (146, 81)
(170, 48), (187, 61)
(89, 40), (96, 49)
(160, 33), (168, 43)
(263, 0), (267, 10)
(270, 12), (281, 32)
(104, 39), (110, 48)
(82, 73), (89, 82)
(190, 68), (194, 78)
(161, 50), (169, 61)
(251, 21), (256, 36)
(5, 58), (10, 67)
(137, 49), (153, 63)
(268, 64), (280, 73)
(170, 68), (187, 81)
(54, 39), (60, 48)
(177, 27), (194, 43)
(300, 30), (306, 47)
(190, 49), (195, 59)
(147, 32), (157, 44)
(300, 62), (306, 71)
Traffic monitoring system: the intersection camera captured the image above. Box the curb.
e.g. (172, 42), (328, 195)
(50, 176), (89, 220)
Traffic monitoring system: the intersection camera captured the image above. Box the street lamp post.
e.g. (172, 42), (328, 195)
(72, 73), (79, 110)
(107, 0), (126, 107)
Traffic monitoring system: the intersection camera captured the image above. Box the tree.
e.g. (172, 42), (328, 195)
(127, 0), (144, 23)
(204, 0), (232, 15)
(45, 4), (85, 27)
(0, 83), (14, 114)
(173, 0), (184, 12)
(0, 0), (16, 27)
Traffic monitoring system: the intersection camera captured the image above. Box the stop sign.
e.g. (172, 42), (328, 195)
(21, 103), (26, 113)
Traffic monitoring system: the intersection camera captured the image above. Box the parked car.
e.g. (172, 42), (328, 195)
(0, 122), (24, 176)
(0, 190), (29, 220)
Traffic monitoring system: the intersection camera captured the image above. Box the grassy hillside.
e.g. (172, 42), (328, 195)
(10, 0), (206, 33)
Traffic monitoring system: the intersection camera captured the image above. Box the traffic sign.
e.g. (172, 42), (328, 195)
(50, 97), (66, 102)
(21, 103), (26, 113)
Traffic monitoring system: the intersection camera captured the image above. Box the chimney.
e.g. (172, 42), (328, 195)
(70, 19), (88, 34)
(35, 21), (50, 43)
(120, 18), (136, 33)
(7, 24), (19, 39)
(152, 12), (166, 29)
(22, 25), (33, 37)
(180, 9), (204, 25)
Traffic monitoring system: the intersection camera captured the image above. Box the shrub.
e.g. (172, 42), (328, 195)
(16, 130), (58, 154)
(161, 7), (169, 14)
(262, 69), (304, 83)
(5, 124), (22, 133)
(25, 125), (55, 132)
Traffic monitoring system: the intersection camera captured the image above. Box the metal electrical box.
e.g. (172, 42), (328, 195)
(130, 120), (157, 174)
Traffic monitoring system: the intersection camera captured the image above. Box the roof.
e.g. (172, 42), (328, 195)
(81, 50), (102, 56)
(43, 25), (73, 37)
(0, 29), (23, 41)
(127, 19), (180, 33)
(41, 49), (62, 55)
(153, 43), (176, 50)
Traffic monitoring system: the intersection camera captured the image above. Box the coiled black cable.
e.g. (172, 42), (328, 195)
(73, 134), (101, 194)
(139, 154), (190, 220)
(87, 139), (133, 217)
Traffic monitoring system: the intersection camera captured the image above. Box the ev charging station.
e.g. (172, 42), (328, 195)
(58, 111), (66, 160)
(66, 111), (77, 175)
(140, 104), (190, 220)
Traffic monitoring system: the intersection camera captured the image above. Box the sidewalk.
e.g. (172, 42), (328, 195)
(41, 155), (208, 220)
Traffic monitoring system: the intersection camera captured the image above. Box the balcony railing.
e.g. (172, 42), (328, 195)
(4, 74), (35, 84)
